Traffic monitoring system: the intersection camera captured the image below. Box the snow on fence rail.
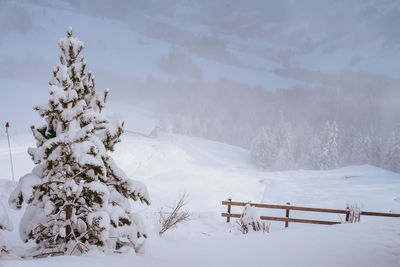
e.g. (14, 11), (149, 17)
(221, 199), (400, 227)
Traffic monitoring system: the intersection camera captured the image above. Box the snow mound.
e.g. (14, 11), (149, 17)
(0, 201), (13, 231)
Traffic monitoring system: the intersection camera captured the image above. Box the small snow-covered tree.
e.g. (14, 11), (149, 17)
(369, 134), (383, 167)
(250, 128), (271, 168)
(274, 121), (293, 170)
(9, 27), (150, 255)
(352, 133), (373, 165)
(384, 125), (400, 173)
(308, 133), (322, 169)
(339, 128), (356, 166)
(319, 121), (339, 170)
(237, 204), (269, 234)
(0, 201), (13, 257)
(173, 115), (192, 135)
(293, 122), (313, 167)
(251, 117), (294, 170)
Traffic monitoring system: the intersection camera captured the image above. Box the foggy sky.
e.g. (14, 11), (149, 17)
(0, 0), (399, 134)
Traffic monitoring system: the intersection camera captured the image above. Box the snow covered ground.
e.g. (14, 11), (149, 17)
(0, 111), (399, 266)
(2, 219), (400, 267)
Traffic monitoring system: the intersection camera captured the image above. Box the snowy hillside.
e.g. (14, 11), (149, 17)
(113, 133), (400, 216)
(2, 0), (400, 86)
(1, 125), (400, 266)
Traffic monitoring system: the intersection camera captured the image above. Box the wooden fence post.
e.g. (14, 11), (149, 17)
(285, 202), (290, 228)
(227, 198), (232, 223)
(345, 205), (350, 223)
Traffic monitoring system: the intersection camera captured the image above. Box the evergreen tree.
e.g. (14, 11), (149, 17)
(369, 133), (383, 167)
(384, 125), (400, 173)
(308, 134), (322, 169)
(9, 27), (150, 255)
(274, 121), (293, 170)
(293, 122), (313, 167)
(250, 128), (271, 168)
(339, 128), (356, 166)
(173, 115), (192, 136)
(353, 133), (371, 165)
(319, 121), (339, 170)
(250, 118), (294, 170)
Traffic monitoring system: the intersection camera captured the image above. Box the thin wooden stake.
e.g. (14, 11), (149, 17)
(285, 202), (290, 228)
(5, 122), (15, 182)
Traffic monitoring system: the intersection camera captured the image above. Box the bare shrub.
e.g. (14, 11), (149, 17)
(236, 204), (270, 234)
(158, 193), (190, 236)
(236, 218), (270, 234)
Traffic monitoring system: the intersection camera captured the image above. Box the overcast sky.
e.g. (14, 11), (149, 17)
(1, 0), (399, 133)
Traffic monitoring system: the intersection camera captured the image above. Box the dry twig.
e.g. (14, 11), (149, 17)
(159, 193), (190, 235)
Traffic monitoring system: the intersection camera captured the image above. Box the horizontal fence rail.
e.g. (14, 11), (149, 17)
(222, 201), (348, 214)
(221, 213), (341, 225)
(222, 199), (400, 227)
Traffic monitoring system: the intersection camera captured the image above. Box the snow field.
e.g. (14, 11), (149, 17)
(0, 129), (399, 266)
(2, 217), (399, 267)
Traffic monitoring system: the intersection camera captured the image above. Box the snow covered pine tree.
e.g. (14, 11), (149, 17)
(9, 27), (150, 255)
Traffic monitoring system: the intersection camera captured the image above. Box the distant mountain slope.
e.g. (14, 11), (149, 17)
(1, 0), (399, 98)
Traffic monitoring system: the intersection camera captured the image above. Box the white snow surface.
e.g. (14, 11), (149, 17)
(0, 201), (13, 231)
(0, 112), (399, 266)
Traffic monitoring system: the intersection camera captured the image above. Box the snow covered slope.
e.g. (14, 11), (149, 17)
(112, 132), (265, 213)
(1, 124), (400, 218)
(0, 124), (399, 266)
(112, 133), (400, 217)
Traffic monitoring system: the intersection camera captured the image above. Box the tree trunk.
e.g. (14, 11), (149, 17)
(65, 204), (72, 242)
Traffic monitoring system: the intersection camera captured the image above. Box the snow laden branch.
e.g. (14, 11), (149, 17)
(8, 27), (150, 256)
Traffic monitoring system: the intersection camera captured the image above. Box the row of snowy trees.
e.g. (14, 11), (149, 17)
(5, 28), (150, 257)
(158, 74), (399, 173)
(250, 119), (400, 172)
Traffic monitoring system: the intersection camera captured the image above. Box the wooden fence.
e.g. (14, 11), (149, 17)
(221, 199), (400, 227)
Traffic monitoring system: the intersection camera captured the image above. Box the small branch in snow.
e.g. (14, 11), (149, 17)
(158, 192), (191, 236)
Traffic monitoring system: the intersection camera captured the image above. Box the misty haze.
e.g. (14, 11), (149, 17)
(0, 1), (399, 267)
